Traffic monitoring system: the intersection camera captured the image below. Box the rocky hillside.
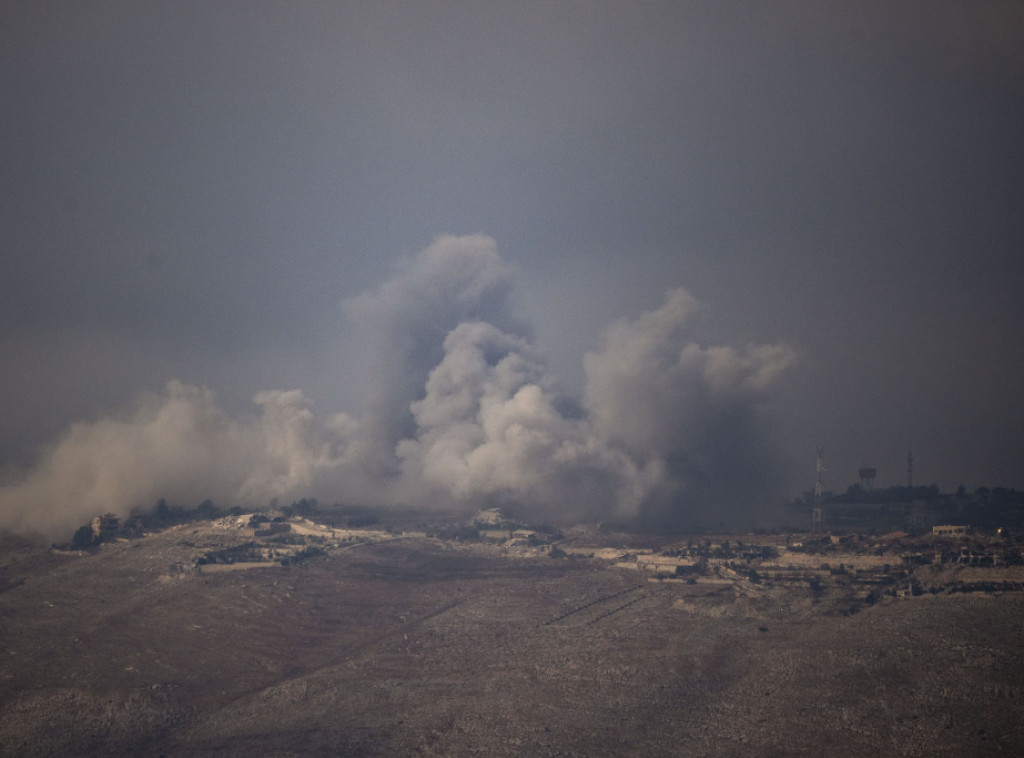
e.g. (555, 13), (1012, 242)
(1, 522), (1022, 756)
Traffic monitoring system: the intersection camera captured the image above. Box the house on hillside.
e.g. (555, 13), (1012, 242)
(472, 508), (505, 527)
(91, 513), (119, 541)
(932, 524), (969, 537)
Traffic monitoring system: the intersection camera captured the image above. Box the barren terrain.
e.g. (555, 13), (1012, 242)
(1, 520), (1023, 756)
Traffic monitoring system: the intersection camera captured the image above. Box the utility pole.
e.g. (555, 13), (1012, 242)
(812, 446), (825, 532)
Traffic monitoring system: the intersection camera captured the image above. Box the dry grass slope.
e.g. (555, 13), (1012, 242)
(1, 524), (1022, 756)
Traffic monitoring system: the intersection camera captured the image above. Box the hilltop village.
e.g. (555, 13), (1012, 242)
(6, 499), (1024, 756)
(60, 503), (1024, 612)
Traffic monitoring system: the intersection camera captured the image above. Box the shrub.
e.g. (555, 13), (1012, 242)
(71, 524), (95, 549)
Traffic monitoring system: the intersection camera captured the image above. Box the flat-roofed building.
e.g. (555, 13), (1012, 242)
(932, 524), (969, 537)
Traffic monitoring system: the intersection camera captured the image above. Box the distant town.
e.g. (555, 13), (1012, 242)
(11, 485), (1024, 756)
(55, 482), (1024, 616)
(792, 481), (1024, 535)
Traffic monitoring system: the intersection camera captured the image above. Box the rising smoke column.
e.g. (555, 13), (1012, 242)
(341, 234), (522, 478)
(394, 320), (661, 521)
(583, 288), (796, 526)
(0, 235), (794, 537)
(392, 281), (795, 525)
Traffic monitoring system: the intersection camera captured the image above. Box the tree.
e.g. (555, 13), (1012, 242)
(194, 499), (218, 521)
(154, 498), (171, 525)
(808, 576), (824, 597)
(71, 524), (95, 549)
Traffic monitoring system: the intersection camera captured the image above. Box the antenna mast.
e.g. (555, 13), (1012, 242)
(812, 446), (825, 531)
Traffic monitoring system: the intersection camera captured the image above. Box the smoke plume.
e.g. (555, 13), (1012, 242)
(584, 288), (796, 527)
(342, 234), (520, 475)
(0, 236), (794, 538)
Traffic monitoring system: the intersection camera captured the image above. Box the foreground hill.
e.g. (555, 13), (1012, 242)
(1, 521), (1022, 756)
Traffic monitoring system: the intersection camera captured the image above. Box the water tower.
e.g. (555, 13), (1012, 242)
(858, 466), (877, 490)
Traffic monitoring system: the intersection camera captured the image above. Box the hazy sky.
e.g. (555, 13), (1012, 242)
(2, 2), (1023, 533)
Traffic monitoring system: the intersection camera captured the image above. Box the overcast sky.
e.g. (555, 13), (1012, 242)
(2, 2), (1023, 532)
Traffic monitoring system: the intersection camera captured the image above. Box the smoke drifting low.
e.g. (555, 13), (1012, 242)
(0, 236), (794, 537)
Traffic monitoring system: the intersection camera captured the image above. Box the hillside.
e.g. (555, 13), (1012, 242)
(1, 519), (1022, 756)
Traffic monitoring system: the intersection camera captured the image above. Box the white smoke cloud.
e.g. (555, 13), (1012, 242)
(585, 287), (795, 460)
(341, 234), (519, 475)
(583, 287), (796, 525)
(0, 236), (794, 538)
(394, 321), (658, 521)
(0, 382), (362, 538)
(237, 389), (359, 502)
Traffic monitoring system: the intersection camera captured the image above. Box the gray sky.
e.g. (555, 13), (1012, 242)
(2, 2), (1023, 532)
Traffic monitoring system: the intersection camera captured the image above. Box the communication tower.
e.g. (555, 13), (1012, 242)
(907, 451), (914, 488)
(812, 447), (825, 531)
